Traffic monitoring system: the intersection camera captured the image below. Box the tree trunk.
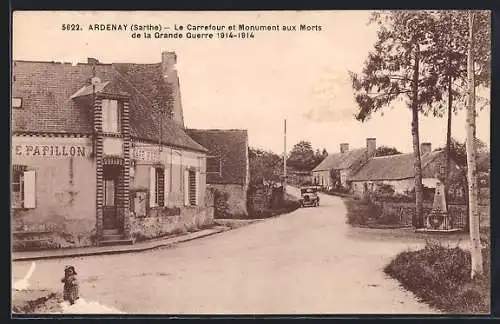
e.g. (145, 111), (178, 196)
(411, 43), (424, 229)
(444, 72), (452, 210)
(466, 11), (483, 278)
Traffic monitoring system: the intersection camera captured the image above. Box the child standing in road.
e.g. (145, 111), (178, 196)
(61, 265), (79, 305)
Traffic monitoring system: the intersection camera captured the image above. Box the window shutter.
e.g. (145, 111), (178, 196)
(149, 166), (156, 207)
(164, 168), (169, 205)
(184, 169), (189, 206)
(109, 100), (118, 133)
(102, 99), (109, 132)
(195, 170), (200, 206)
(23, 170), (36, 208)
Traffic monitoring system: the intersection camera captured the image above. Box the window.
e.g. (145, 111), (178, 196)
(12, 168), (24, 208)
(12, 97), (22, 109)
(12, 166), (36, 209)
(149, 166), (167, 207)
(188, 170), (197, 206)
(155, 168), (165, 207)
(184, 169), (199, 206)
(206, 156), (221, 174)
(102, 99), (121, 133)
(104, 179), (116, 206)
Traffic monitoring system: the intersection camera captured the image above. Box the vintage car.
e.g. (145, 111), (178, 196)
(299, 186), (320, 207)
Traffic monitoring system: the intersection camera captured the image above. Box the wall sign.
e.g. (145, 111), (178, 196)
(134, 147), (160, 163)
(14, 144), (88, 157)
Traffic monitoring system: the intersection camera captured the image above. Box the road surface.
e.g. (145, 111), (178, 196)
(13, 187), (440, 314)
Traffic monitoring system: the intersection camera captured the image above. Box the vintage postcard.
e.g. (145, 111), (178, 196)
(11, 10), (491, 315)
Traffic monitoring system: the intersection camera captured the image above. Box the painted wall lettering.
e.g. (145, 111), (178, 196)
(14, 145), (88, 157)
(134, 147), (160, 162)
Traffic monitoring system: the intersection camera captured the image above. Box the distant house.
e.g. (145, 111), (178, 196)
(186, 129), (250, 217)
(312, 138), (377, 188)
(349, 143), (465, 199)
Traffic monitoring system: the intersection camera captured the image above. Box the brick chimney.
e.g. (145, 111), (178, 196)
(161, 51), (185, 128)
(366, 138), (376, 157)
(87, 58), (99, 65)
(421, 142), (432, 155)
(340, 143), (349, 153)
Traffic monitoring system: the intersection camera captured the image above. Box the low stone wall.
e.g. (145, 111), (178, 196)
(12, 189), (216, 250)
(211, 184), (248, 219)
(130, 188), (215, 241)
(247, 185), (285, 217)
(380, 201), (468, 229)
(12, 210), (96, 251)
(380, 200), (489, 230)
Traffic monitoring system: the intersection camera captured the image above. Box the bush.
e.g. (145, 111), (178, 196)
(214, 189), (230, 219)
(344, 198), (382, 225)
(248, 196), (300, 219)
(384, 241), (490, 314)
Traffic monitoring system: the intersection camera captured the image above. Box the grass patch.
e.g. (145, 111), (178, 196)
(12, 290), (60, 314)
(384, 241), (490, 314)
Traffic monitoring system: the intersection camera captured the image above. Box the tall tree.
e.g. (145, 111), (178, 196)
(248, 147), (282, 185)
(427, 11), (490, 210)
(436, 137), (488, 169)
(375, 146), (402, 157)
(313, 148), (329, 167)
(350, 11), (441, 228)
(287, 141), (317, 171)
(465, 11), (483, 278)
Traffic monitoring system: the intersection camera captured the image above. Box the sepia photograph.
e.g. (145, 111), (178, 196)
(11, 10), (491, 315)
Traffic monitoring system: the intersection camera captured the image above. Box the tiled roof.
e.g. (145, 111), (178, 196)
(312, 148), (367, 172)
(12, 60), (207, 153)
(186, 129), (249, 186)
(349, 150), (444, 181)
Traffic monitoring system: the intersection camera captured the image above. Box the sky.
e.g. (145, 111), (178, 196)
(12, 11), (490, 155)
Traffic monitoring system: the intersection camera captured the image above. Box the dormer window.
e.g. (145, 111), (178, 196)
(12, 97), (22, 109)
(102, 99), (121, 133)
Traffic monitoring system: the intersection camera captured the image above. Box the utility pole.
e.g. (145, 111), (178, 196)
(283, 119), (287, 192)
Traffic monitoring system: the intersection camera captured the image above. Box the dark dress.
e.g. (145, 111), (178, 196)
(61, 275), (79, 304)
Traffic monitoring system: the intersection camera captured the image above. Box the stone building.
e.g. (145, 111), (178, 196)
(312, 138), (377, 188)
(11, 52), (214, 250)
(349, 143), (465, 199)
(186, 129), (250, 218)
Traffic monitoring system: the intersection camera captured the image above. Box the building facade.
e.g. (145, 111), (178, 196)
(12, 52), (213, 249)
(312, 138), (376, 188)
(349, 143), (465, 199)
(186, 129), (250, 218)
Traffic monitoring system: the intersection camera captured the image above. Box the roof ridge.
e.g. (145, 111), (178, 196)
(371, 153), (412, 159)
(187, 128), (248, 132)
(13, 59), (114, 66)
(113, 62), (161, 66)
(329, 147), (365, 155)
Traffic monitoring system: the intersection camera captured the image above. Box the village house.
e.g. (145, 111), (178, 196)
(11, 51), (215, 250)
(312, 138), (377, 188)
(186, 129), (250, 218)
(348, 143), (465, 200)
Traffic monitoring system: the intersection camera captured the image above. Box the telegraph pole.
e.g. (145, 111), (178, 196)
(283, 119), (287, 192)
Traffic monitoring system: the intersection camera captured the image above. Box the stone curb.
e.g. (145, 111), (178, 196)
(12, 227), (230, 262)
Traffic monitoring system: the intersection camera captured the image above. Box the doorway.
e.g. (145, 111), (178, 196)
(103, 164), (121, 230)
